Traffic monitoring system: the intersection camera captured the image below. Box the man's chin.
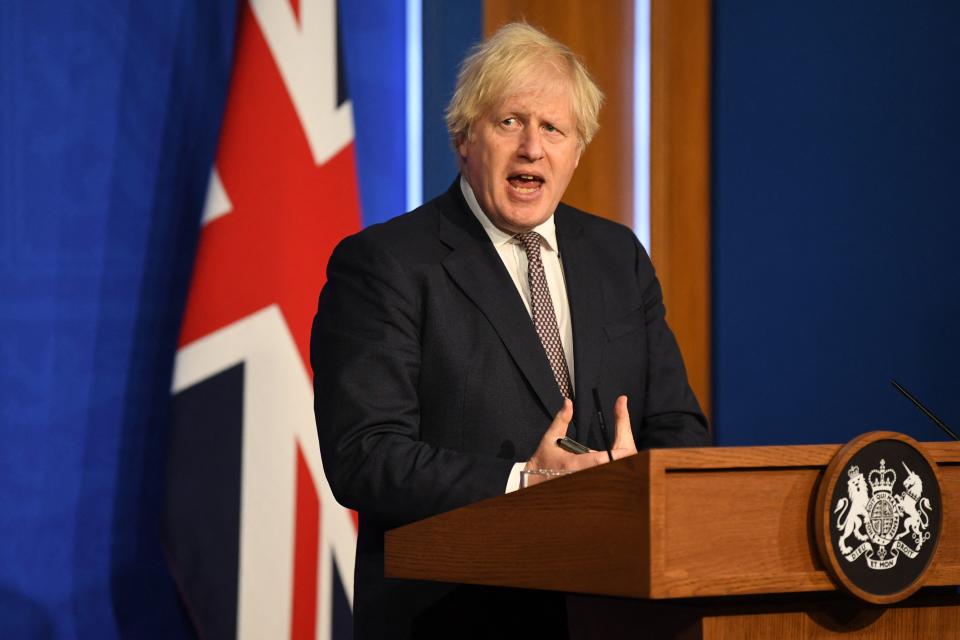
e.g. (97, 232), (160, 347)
(501, 212), (552, 234)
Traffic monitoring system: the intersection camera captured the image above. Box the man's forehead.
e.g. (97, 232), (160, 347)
(493, 77), (574, 115)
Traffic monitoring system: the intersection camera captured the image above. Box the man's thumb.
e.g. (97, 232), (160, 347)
(546, 398), (574, 437)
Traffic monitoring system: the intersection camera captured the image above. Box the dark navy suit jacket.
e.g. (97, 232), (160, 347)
(310, 180), (709, 638)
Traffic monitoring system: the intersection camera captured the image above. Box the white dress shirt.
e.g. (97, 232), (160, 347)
(460, 176), (575, 493)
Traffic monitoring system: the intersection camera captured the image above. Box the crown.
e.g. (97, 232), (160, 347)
(868, 459), (897, 493)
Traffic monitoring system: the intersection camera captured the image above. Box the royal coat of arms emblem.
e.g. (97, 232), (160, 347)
(834, 458), (933, 570)
(817, 432), (943, 603)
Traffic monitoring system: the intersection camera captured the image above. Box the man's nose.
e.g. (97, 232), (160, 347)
(517, 126), (544, 161)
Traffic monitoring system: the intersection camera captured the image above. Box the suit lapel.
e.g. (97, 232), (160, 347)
(437, 183), (565, 420)
(556, 206), (606, 442)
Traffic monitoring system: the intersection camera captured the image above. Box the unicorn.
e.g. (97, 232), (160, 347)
(895, 461), (932, 549)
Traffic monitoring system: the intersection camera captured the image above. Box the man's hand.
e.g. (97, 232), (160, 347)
(524, 396), (638, 472)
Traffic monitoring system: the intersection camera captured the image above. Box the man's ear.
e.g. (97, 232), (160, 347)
(455, 131), (470, 163)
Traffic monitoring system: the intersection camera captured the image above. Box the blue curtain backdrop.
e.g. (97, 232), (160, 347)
(711, 1), (960, 446)
(0, 2), (238, 637)
(0, 0), (480, 637)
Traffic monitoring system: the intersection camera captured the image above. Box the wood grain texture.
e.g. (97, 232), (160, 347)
(386, 455), (651, 597)
(650, 0), (712, 419)
(484, 0), (633, 227)
(925, 456), (960, 584)
(648, 444), (836, 598)
(649, 440), (960, 598)
(659, 468), (831, 596)
(654, 443), (840, 469)
(567, 590), (960, 639)
(702, 601), (960, 639)
(385, 441), (960, 601)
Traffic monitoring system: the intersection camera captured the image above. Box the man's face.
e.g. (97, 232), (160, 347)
(458, 74), (582, 235)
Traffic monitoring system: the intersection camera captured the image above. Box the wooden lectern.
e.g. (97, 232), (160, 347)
(385, 443), (960, 638)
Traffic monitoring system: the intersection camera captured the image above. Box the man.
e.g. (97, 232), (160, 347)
(311, 23), (709, 638)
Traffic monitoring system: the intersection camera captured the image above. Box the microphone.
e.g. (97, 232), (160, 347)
(592, 388), (614, 462)
(890, 379), (960, 441)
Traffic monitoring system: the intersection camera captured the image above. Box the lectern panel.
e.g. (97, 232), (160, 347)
(660, 468), (827, 595)
(926, 460), (960, 584)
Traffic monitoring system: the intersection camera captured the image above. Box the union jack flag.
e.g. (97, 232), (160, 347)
(164, 1), (359, 638)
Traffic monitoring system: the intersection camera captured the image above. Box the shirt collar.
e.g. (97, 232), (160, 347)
(460, 175), (559, 253)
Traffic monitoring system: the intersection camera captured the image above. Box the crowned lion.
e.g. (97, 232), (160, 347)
(835, 466), (871, 554)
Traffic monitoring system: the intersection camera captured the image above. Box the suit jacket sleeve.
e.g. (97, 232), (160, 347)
(311, 232), (514, 529)
(632, 234), (710, 448)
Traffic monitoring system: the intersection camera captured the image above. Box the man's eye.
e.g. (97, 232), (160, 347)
(543, 124), (559, 134)
(501, 117), (517, 127)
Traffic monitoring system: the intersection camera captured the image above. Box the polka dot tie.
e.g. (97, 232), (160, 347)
(516, 231), (573, 399)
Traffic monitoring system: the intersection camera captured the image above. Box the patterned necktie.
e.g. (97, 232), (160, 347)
(516, 231), (573, 399)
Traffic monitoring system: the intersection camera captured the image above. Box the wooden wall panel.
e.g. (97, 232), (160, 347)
(484, 1), (633, 226)
(651, 0), (712, 418)
(483, 0), (712, 420)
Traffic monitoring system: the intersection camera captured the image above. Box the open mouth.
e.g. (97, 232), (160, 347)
(508, 174), (544, 194)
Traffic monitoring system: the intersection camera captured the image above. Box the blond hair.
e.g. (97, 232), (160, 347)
(446, 23), (604, 150)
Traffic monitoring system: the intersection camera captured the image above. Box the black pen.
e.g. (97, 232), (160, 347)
(592, 388), (614, 462)
(557, 436), (590, 454)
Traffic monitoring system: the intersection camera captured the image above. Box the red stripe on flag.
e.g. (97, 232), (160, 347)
(291, 441), (320, 639)
(178, 4), (361, 373)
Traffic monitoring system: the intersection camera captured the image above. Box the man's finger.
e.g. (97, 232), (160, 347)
(612, 395), (636, 451)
